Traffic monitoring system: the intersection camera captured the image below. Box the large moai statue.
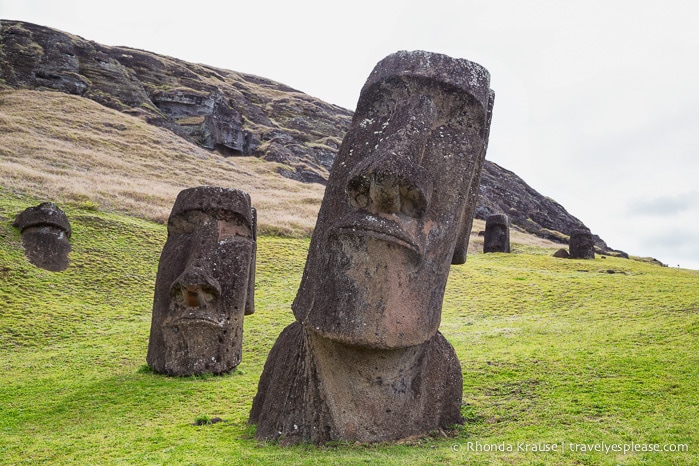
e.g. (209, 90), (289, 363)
(483, 213), (510, 253)
(249, 51), (494, 444)
(146, 186), (256, 376)
(569, 228), (595, 259)
(13, 202), (72, 272)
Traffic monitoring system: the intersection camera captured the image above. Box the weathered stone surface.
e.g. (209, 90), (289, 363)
(249, 322), (463, 444)
(13, 202), (71, 271)
(483, 213), (510, 253)
(146, 186), (256, 376)
(553, 248), (571, 258)
(250, 51), (494, 444)
(569, 228), (595, 259)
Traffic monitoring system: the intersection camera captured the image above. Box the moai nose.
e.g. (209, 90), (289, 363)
(171, 267), (220, 308)
(370, 173), (401, 214)
(348, 167), (431, 219)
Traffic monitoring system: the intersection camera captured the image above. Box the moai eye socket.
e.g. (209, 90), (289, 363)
(169, 210), (211, 235)
(217, 218), (252, 242)
(348, 174), (371, 209)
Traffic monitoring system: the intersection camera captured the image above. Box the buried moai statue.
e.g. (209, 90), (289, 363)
(483, 213), (510, 253)
(13, 202), (72, 272)
(569, 228), (595, 259)
(146, 186), (256, 376)
(249, 51), (494, 444)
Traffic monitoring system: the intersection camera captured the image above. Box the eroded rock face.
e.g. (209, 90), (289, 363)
(484, 213), (510, 253)
(250, 51), (494, 444)
(0, 20), (351, 183)
(146, 186), (256, 376)
(13, 202), (71, 272)
(569, 228), (595, 259)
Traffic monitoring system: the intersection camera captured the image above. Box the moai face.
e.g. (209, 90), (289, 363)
(13, 202), (72, 272)
(147, 186), (256, 376)
(484, 213), (510, 253)
(569, 228), (595, 259)
(293, 51), (494, 349)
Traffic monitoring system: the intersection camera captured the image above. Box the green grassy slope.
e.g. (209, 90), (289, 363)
(2, 191), (698, 465)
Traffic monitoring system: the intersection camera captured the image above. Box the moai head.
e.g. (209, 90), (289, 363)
(293, 51), (494, 349)
(147, 186), (256, 376)
(13, 202), (72, 272)
(483, 213), (510, 253)
(569, 228), (595, 259)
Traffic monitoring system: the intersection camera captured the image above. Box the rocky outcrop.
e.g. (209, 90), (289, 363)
(0, 20), (620, 251)
(0, 19), (351, 183)
(475, 160), (623, 252)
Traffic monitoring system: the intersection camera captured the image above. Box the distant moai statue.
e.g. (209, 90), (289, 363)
(13, 202), (72, 272)
(569, 228), (595, 259)
(146, 186), (256, 376)
(483, 213), (510, 253)
(249, 51), (494, 444)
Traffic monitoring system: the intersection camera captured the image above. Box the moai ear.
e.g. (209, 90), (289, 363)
(452, 89), (494, 265)
(451, 161), (483, 265)
(451, 210), (471, 265)
(245, 207), (257, 315)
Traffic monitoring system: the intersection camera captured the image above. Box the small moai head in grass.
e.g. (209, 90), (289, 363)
(292, 50), (495, 349)
(569, 228), (595, 259)
(483, 213), (510, 253)
(13, 202), (72, 272)
(147, 186), (256, 376)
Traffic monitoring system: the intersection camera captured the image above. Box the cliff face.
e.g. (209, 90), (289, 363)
(0, 19), (351, 184)
(0, 19), (617, 251)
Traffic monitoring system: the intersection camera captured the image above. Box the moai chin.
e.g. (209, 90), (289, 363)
(13, 202), (72, 272)
(569, 228), (595, 259)
(483, 213), (510, 253)
(146, 186), (256, 376)
(249, 50), (495, 444)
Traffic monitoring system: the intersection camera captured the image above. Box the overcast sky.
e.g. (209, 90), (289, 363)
(3, 0), (699, 269)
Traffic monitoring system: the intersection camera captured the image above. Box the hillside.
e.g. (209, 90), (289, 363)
(0, 89), (324, 236)
(0, 19), (619, 253)
(1, 193), (698, 464)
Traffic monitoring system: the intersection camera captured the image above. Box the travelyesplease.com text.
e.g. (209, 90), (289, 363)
(452, 441), (689, 455)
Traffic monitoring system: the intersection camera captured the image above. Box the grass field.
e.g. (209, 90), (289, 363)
(1, 190), (698, 465)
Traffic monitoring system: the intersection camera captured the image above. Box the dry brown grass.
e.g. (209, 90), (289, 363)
(0, 89), (324, 236)
(0, 89), (565, 250)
